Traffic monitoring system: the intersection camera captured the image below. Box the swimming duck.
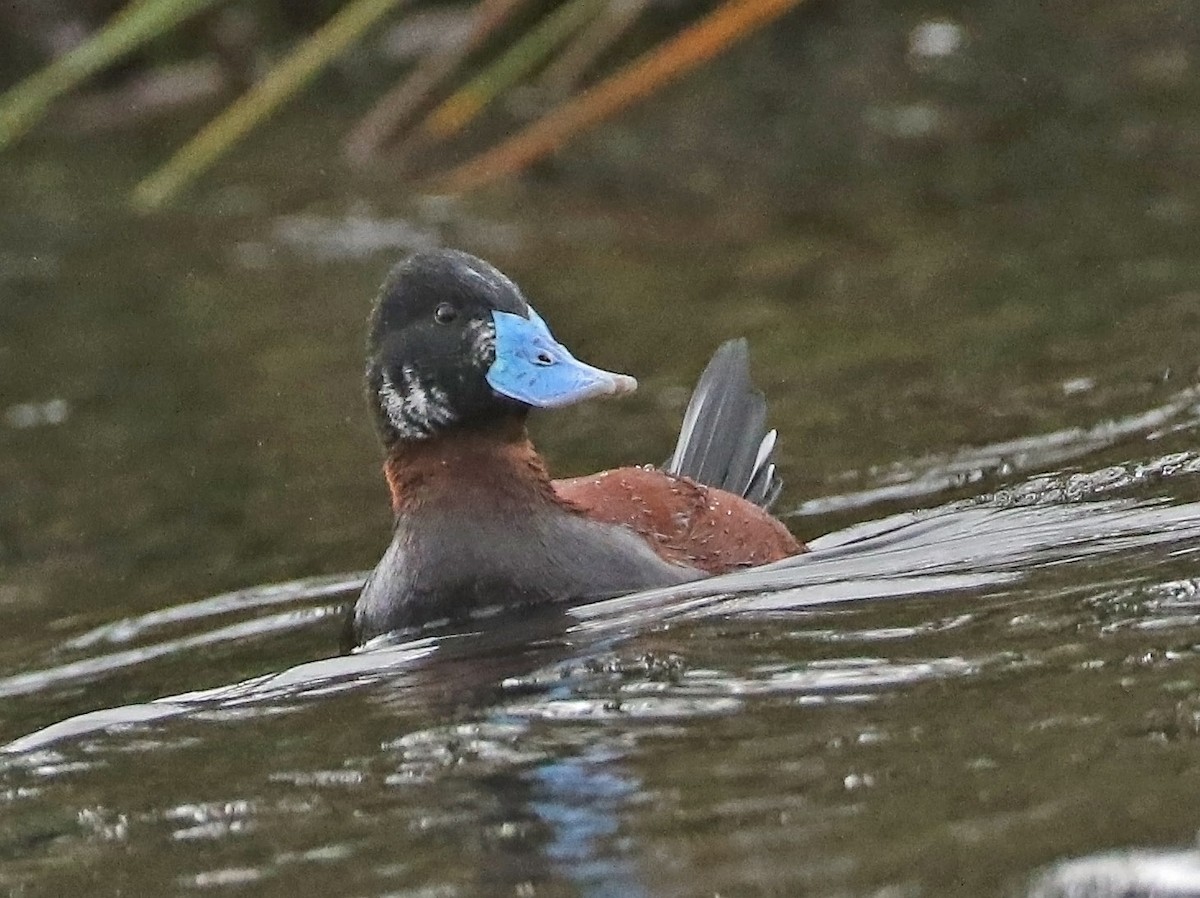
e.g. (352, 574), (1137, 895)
(348, 249), (803, 646)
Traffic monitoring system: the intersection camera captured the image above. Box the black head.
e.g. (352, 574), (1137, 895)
(366, 249), (637, 447)
(366, 250), (527, 444)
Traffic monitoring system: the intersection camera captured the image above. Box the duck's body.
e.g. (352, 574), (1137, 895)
(354, 427), (704, 638)
(348, 250), (802, 647)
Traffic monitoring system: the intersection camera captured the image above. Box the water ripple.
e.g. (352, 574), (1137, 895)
(6, 483), (1200, 755)
(794, 390), (1200, 517)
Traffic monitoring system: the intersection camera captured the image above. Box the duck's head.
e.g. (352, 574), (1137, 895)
(366, 249), (638, 446)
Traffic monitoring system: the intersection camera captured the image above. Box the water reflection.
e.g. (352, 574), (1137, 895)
(2, 456), (1200, 893)
(4, 3), (1200, 887)
(6, 442), (1200, 755)
(530, 753), (647, 898)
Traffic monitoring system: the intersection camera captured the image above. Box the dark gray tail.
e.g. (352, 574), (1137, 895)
(664, 339), (783, 509)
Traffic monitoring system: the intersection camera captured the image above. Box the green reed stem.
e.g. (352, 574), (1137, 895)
(0, 0), (229, 149)
(133, 0), (412, 211)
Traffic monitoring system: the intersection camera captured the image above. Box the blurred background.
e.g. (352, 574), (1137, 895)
(2, 2), (1200, 896)
(3, 0), (1197, 619)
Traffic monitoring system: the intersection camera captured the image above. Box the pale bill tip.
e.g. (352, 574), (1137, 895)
(607, 373), (638, 397)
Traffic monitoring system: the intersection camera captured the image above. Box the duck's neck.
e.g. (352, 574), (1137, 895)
(382, 421), (561, 516)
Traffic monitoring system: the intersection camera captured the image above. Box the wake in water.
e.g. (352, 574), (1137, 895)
(5, 385), (1200, 754)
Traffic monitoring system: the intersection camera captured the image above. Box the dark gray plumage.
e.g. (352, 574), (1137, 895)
(664, 339), (783, 509)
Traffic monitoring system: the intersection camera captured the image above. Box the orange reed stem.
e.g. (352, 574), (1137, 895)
(433, 0), (808, 193)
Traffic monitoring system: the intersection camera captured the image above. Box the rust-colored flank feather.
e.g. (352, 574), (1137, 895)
(554, 465), (802, 574)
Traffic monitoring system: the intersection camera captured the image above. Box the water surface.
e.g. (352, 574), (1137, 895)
(3, 3), (1200, 895)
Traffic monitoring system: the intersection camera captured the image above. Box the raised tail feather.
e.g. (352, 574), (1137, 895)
(664, 339), (784, 510)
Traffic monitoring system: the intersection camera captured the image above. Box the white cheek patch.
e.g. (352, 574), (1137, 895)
(380, 366), (457, 439)
(464, 318), (496, 366)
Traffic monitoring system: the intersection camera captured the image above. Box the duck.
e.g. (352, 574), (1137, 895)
(347, 249), (804, 647)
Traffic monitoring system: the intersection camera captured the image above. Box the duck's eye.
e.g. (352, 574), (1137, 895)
(535, 351), (554, 366)
(434, 303), (458, 325)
